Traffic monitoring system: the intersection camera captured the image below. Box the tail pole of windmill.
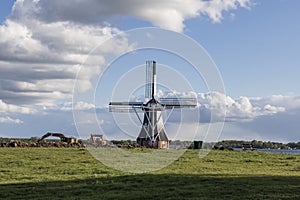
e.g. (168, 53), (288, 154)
(109, 61), (197, 149)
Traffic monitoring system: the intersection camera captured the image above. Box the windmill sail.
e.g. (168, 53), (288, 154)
(108, 102), (144, 112)
(145, 61), (156, 99)
(160, 98), (198, 108)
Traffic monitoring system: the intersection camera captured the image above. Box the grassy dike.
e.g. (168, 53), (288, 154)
(0, 148), (299, 200)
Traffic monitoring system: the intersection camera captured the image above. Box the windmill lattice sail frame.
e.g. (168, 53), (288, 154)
(109, 61), (197, 148)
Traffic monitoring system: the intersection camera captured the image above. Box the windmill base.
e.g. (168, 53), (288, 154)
(137, 138), (169, 149)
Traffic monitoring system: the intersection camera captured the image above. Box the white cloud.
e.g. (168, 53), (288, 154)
(0, 116), (23, 124)
(212, 94), (286, 122)
(0, 99), (34, 114)
(203, 0), (251, 23)
(10, 0), (252, 33)
(0, 1), (133, 111)
(60, 101), (95, 111)
(157, 90), (286, 122)
(251, 95), (300, 110)
(0, 18), (125, 67)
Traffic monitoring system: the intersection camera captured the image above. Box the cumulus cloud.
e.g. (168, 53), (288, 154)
(251, 95), (300, 110)
(157, 90), (286, 122)
(198, 92), (285, 122)
(0, 1), (133, 111)
(10, 0), (252, 33)
(0, 116), (23, 124)
(203, 0), (251, 23)
(60, 101), (95, 111)
(0, 99), (34, 114)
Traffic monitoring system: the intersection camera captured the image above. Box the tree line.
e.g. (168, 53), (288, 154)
(1, 137), (299, 149)
(215, 140), (300, 149)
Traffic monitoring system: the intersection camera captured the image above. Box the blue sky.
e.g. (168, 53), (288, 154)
(193, 0), (300, 97)
(0, 0), (299, 143)
(0, 0), (14, 23)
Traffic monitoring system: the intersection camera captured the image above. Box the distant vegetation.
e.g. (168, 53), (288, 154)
(99, 139), (300, 149)
(0, 137), (299, 149)
(215, 140), (300, 149)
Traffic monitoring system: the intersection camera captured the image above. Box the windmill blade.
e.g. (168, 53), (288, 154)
(145, 61), (157, 99)
(109, 106), (144, 113)
(145, 61), (153, 99)
(109, 102), (144, 106)
(109, 102), (144, 113)
(152, 61), (157, 98)
(159, 98), (198, 108)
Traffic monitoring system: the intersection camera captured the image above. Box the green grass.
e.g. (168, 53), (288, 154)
(0, 148), (299, 199)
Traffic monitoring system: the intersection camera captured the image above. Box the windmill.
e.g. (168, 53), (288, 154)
(109, 61), (197, 148)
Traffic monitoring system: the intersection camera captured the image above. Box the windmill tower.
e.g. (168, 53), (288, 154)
(109, 61), (197, 148)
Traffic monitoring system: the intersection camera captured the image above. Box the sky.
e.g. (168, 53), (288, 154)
(0, 0), (299, 143)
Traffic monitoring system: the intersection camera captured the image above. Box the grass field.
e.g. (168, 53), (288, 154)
(0, 148), (299, 200)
